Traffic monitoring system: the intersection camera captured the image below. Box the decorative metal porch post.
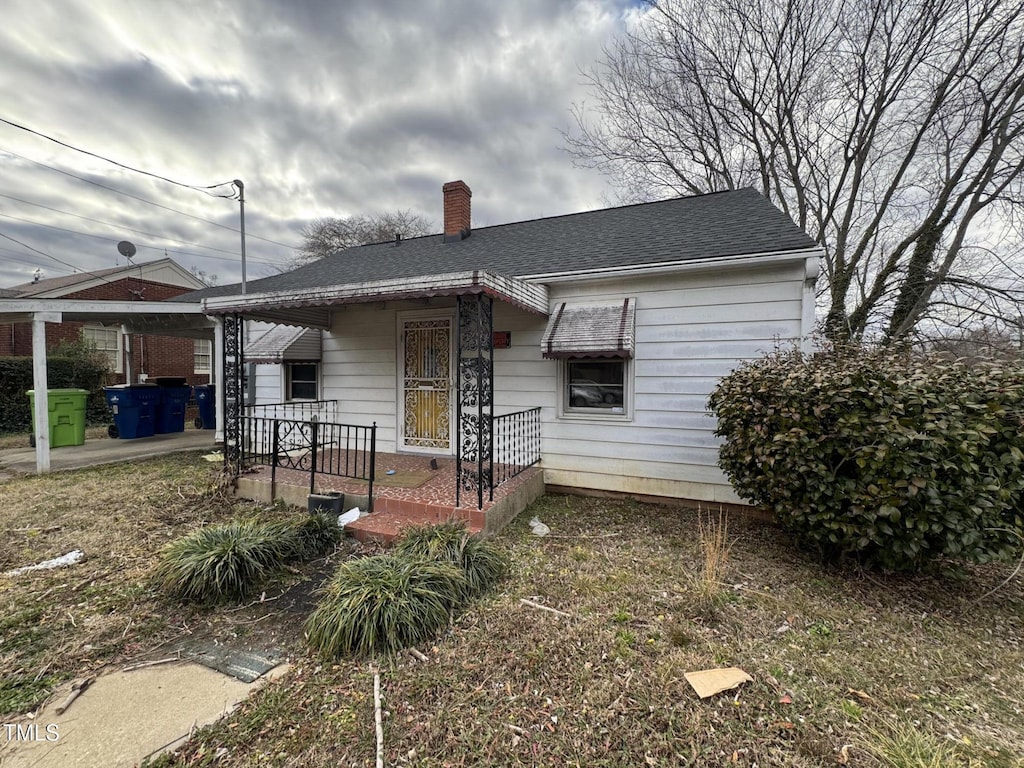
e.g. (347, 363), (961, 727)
(455, 294), (494, 509)
(222, 313), (244, 477)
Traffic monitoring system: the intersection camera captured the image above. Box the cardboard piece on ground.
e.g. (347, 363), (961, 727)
(684, 667), (753, 698)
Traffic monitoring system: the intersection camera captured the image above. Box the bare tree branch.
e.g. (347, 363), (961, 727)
(294, 210), (433, 266)
(564, 0), (1024, 341)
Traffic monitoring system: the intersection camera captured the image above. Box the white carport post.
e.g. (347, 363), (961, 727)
(121, 324), (133, 383)
(213, 317), (225, 444)
(31, 312), (61, 473)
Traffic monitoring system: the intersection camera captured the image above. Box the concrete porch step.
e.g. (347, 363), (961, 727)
(348, 512), (483, 548)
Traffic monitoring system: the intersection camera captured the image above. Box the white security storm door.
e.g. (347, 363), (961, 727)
(399, 315), (453, 453)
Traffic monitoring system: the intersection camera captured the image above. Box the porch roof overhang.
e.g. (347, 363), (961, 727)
(0, 299), (214, 337)
(201, 270), (550, 327)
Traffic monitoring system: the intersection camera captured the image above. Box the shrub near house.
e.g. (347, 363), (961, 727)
(709, 345), (1024, 571)
(0, 345), (110, 434)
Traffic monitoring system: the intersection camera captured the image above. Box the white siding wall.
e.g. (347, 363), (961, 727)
(536, 262), (805, 504)
(315, 261), (805, 503)
(253, 364), (282, 404)
(321, 301), (411, 451)
(492, 301), (556, 415)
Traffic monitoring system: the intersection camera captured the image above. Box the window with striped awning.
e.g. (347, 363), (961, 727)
(540, 298), (635, 359)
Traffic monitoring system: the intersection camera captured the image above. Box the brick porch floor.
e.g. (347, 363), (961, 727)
(242, 451), (542, 543)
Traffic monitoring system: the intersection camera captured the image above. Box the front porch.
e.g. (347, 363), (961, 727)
(235, 449), (544, 543)
(207, 270), (552, 541)
(232, 400), (545, 543)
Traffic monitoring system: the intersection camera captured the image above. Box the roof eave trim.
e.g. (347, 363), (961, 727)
(202, 270), (550, 317)
(519, 247), (823, 283)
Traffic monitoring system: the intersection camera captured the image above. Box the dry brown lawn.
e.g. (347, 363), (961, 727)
(157, 493), (1023, 768)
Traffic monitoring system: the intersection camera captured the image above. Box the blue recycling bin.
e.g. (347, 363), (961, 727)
(103, 384), (160, 439)
(194, 383), (216, 430)
(154, 383), (191, 434)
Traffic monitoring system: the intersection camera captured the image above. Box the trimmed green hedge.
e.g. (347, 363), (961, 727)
(708, 345), (1024, 571)
(0, 355), (111, 434)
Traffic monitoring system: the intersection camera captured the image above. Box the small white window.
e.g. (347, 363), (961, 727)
(82, 326), (121, 373)
(287, 362), (318, 401)
(564, 358), (628, 415)
(194, 339), (212, 373)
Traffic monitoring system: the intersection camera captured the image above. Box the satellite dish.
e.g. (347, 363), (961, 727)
(117, 241), (136, 261)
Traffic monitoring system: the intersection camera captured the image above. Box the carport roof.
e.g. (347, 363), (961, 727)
(0, 299), (213, 337)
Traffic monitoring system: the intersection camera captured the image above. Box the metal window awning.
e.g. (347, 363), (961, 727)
(245, 326), (321, 364)
(541, 298), (635, 359)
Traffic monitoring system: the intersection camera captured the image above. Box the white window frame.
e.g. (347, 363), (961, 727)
(558, 357), (632, 421)
(193, 338), (212, 374)
(82, 326), (122, 374)
(286, 362), (319, 401)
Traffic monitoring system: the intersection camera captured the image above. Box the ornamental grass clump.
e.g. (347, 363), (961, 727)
(305, 554), (467, 657)
(157, 513), (343, 603)
(709, 343), (1024, 571)
(393, 521), (508, 597)
(155, 518), (294, 602)
(284, 511), (343, 560)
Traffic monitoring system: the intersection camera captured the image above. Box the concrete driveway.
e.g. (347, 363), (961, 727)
(0, 430), (218, 477)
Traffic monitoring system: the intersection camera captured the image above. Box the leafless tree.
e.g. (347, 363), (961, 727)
(295, 210), (433, 265)
(565, 0), (1024, 341)
(924, 322), (1023, 363)
(187, 264), (217, 286)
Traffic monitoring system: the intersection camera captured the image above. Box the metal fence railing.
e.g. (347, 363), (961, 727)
(240, 415), (376, 507)
(491, 407), (542, 492)
(238, 407), (539, 511)
(244, 399), (338, 423)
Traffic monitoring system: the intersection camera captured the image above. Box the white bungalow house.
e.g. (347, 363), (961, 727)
(188, 182), (819, 533)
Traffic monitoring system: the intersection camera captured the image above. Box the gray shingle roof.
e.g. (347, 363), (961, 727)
(5, 264), (128, 297)
(180, 188), (816, 302)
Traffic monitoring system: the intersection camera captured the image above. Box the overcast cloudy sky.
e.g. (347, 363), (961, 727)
(0, 0), (643, 289)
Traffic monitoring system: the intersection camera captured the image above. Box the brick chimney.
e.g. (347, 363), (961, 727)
(443, 180), (471, 242)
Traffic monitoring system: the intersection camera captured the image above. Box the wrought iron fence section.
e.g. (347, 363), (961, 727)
(492, 407), (542, 489)
(222, 314), (244, 475)
(456, 294), (494, 509)
(245, 399), (338, 423)
(240, 415), (376, 506)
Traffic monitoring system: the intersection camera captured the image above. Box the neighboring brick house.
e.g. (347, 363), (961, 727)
(0, 258), (211, 386)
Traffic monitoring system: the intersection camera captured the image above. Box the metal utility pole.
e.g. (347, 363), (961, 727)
(234, 179), (247, 294)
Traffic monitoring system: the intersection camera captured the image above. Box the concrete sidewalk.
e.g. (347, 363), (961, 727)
(0, 430), (217, 477)
(0, 661), (290, 768)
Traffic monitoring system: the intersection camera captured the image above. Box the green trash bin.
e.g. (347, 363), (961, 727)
(27, 388), (90, 448)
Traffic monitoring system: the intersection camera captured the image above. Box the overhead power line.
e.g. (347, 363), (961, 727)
(0, 211), (284, 267)
(0, 246), (65, 273)
(0, 146), (299, 250)
(0, 116), (237, 198)
(0, 191), (249, 258)
(0, 228), (121, 280)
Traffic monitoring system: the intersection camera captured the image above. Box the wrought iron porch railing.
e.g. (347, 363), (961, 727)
(491, 407), (542, 492)
(245, 399), (338, 423)
(240, 415), (376, 507)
